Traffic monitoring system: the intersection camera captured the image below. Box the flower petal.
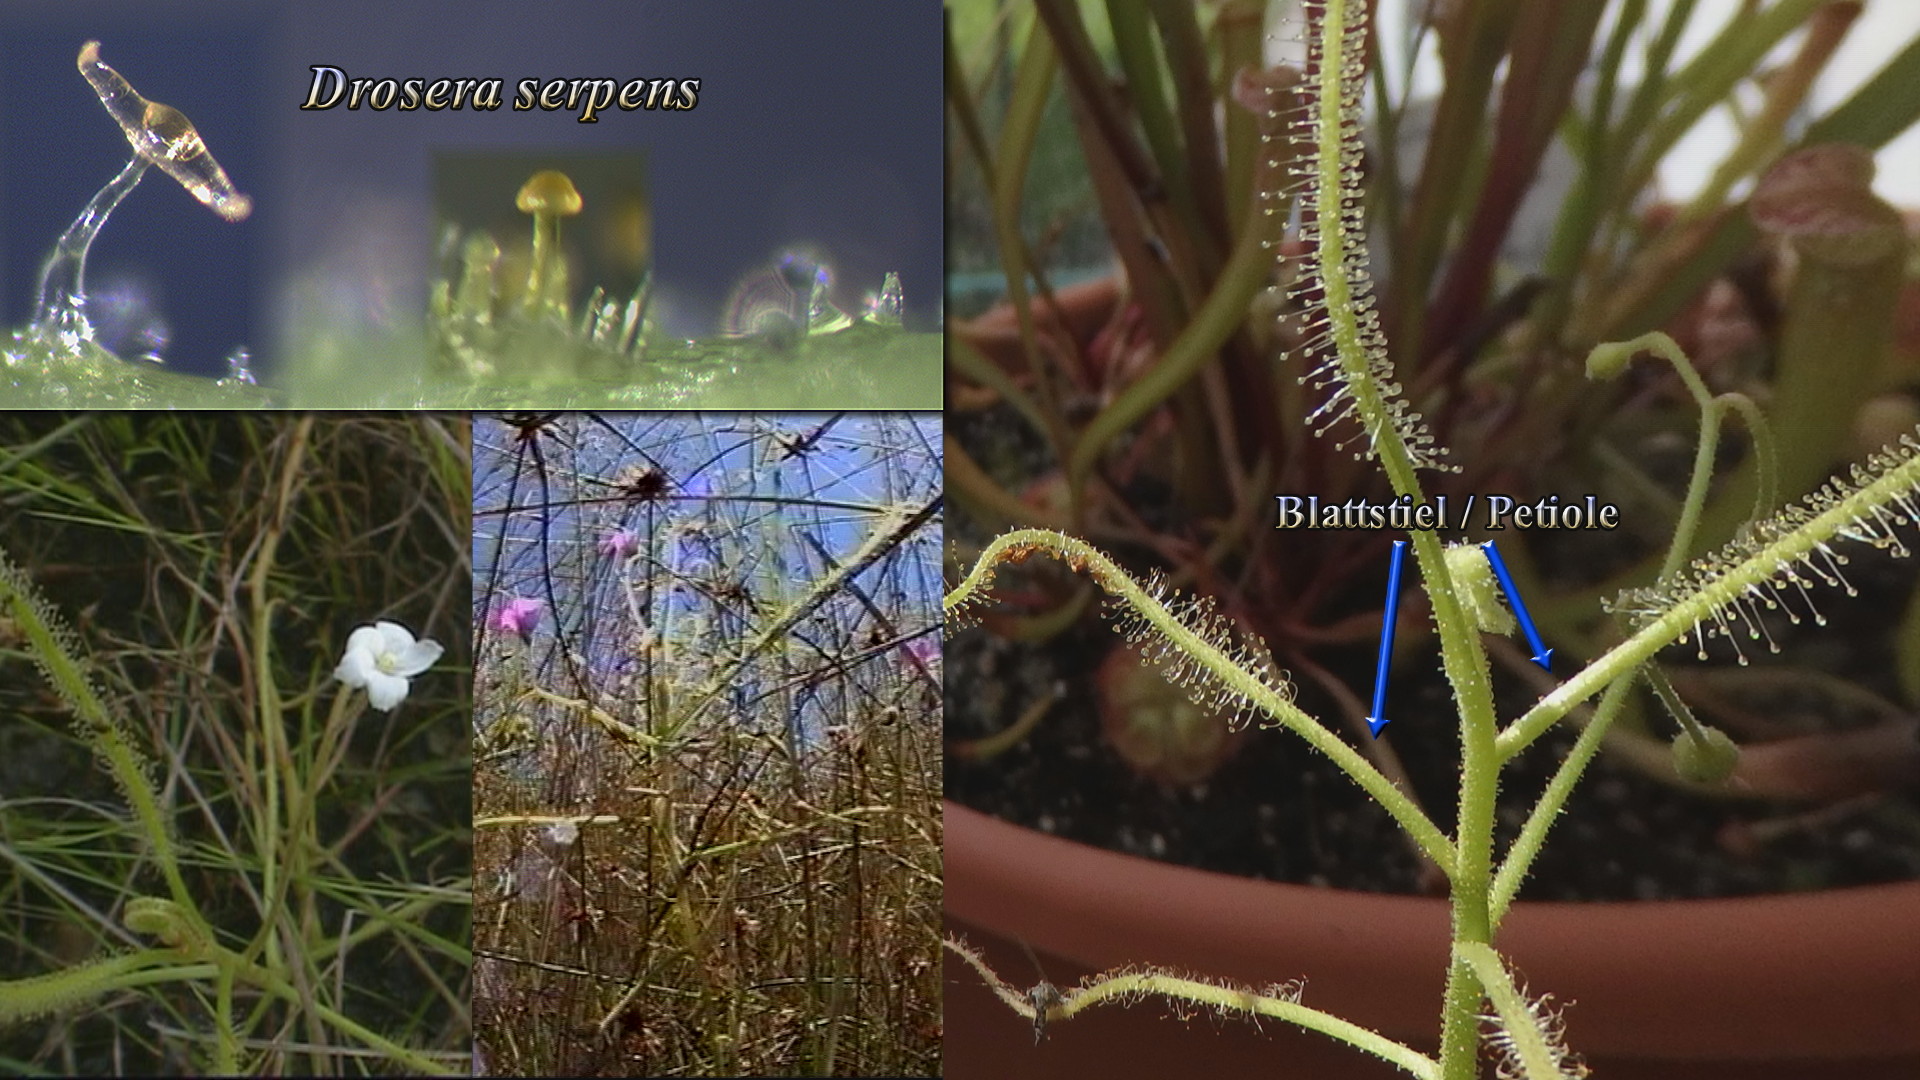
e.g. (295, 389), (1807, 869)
(391, 637), (444, 678)
(334, 645), (378, 688)
(365, 669), (410, 712)
(374, 620), (418, 653)
(494, 597), (544, 637)
(344, 624), (387, 659)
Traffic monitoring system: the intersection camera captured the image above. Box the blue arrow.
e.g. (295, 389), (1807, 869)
(1481, 540), (1554, 670)
(1366, 541), (1408, 738)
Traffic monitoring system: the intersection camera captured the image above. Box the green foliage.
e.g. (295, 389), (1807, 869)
(948, 0), (1920, 1075)
(0, 415), (470, 1075)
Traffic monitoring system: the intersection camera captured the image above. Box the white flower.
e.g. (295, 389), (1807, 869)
(334, 620), (443, 712)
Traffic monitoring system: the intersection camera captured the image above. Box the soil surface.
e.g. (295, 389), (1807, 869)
(946, 408), (1920, 902)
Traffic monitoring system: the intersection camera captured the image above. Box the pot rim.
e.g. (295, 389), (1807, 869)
(946, 799), (1920, 1059)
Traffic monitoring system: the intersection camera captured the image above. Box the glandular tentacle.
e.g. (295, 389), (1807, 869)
(1606, 431), (1920, 662)
(1280, 1), (1453, 472)
(32, 42), (252, 351)
(78, 41), (252, 222)
(31, 156), (152, 341)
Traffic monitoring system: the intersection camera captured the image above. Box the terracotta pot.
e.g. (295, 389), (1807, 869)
(952, 276), (1122, 376)
(952, 274), (1128, 388)
(945, 801), (1920, 1078)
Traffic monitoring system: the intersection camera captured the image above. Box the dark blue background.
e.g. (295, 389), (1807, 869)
(0, 0), (943, 377)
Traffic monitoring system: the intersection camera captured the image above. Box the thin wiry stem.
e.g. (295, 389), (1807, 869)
(31, 156), (151, 340)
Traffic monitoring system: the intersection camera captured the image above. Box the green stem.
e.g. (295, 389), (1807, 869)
(1490, 675), (1636, 922)
(1586, 332), (1725, 579)
(945, 939), (1439, 1078)
(980, 20), (1075, 491)
(1069, 970), (1437, 1077)
(1455, 942), (1578, 1078)
(947, 334), (1051, 444)
(1303, 6), (1498, 1068)
(1500, 434), (1920, 757)
(1644, 664), (1710, 743)
(213, 960), (240, 1074)
(245, 416), (312, 978)
(0, 546), (201, 922)
(524, 214), (559, 314)
(1066, 181), (1280, 490)
(1584, 332), (1780, 588)
(0, 951), (215, 1025)
(947, 528), (1456, 871)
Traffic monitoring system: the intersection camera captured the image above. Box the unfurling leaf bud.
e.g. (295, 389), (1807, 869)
(1672, 724), (1740, 784)
(1584, 340), (1636, 381)
(1443, 543), (1516, 636)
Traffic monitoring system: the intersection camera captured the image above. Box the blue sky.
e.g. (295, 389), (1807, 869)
(472, 412), (941, 750)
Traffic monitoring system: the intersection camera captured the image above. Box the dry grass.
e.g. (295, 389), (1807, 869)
(471, 413), (941, 1077)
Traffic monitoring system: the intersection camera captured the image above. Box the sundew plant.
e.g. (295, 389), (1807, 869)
(948, 1), (1920, 1076)
(0, 414), (471, 1075)
(472, 412), (943, 1076)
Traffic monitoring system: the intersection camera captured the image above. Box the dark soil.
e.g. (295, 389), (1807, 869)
(945, 408), (1920, 902)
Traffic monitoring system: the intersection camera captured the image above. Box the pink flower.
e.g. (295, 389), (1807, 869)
(493, 597), (544, 639)
(599, 529), (638, 561)
(902, 634), (940, 667)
